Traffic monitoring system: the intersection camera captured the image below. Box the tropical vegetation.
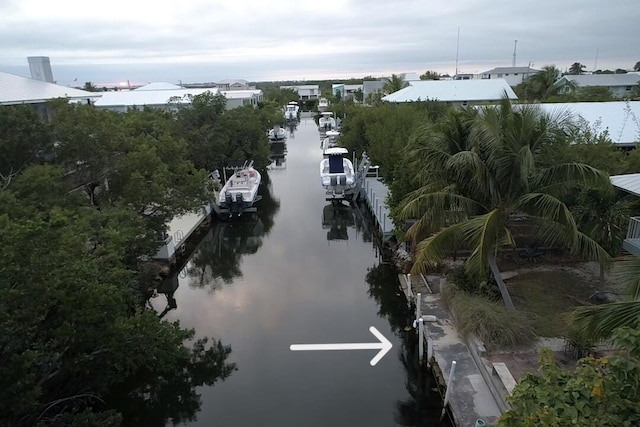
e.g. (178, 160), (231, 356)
(0, 94), (273, 425)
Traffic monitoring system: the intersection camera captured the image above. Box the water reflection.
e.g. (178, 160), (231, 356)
(366, 263), (453, 427)
(157, 172), (280, 308)
(286, 120), (298, 138)
(322, 202), (355, 242)
(268, 141), (287, 170)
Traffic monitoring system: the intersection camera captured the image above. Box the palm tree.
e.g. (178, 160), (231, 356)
(383, 74), (408, 95)
(400, 98), (611, 311)
(572, 187), (635, 287)
(527, 65), (562, 101)
(573, 257), (640, 340)
(568, 62), (586, 75)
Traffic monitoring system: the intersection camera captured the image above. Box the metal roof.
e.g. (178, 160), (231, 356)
(536, 101), (640, 146)
(611, 173), (640, 197)
(382, 79), (517, 103)
(280, 84), (319, 90)
(556, 74), (640, 88)
(480, 66), (539, 75)
(0, 71), (99, 105)
(220, 89), (262, 99)
(94, 87), (218, 108)
(134, 82), (182, 91)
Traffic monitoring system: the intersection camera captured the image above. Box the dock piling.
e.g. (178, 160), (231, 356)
(441, 360), (457, 420)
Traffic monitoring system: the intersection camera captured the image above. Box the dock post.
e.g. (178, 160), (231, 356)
(441, 360), (457, 420)
(383, 213), (386, 235)
(416, 292), (421, 320)
(427, 336), (433, 367)
(418, 317), (424, 362)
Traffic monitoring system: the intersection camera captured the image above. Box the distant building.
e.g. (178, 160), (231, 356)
(0, 70), (98, 118)
(94, 86), (219, 112)
(362, 79), (387, 101)
(280, 84), (320, 100)
(399, 72), (421, 82)
(382, 79), (517, 107)
(220, 89), (264, 108)
(216, 79), (252, 90)
(331, 83), (363, 100)
(479, 66), (539, 86)
(554, 74), (640, 99)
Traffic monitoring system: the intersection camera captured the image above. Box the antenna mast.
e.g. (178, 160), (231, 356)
(455, 27), (460, 75)
(512, 40), (518, 67)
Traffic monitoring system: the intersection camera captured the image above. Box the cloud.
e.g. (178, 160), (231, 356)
(1, 0), (638, 82)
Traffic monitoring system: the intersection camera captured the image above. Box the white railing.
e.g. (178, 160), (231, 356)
(627, 217), (640, 239)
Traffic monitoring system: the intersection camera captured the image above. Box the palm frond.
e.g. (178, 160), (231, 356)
(611, 257), (640, 300)
(516, 192), (577, 229)
(464, 209), (506, 279)
(532, 163), (610, 193)
(573, 302), (640, 341)
(410, 221), (469, 274)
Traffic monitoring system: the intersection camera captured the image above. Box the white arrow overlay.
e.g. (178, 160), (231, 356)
(289, 326), (393, 366)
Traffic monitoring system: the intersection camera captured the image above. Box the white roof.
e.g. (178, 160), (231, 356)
(382, 79), (517, 103)
(481, 66), (539, 75)
(320, 112), (334, 116)
(94, 87), (218, 108)
(324, 147), (348, 155)
(281, 84), (319, 90)
(326, 130), (340, 136)
(220, 89), (262, 99)
(134, 82), (182, 91)
(556, 74), (640, 88)
(536, 101), (640, 146)
(611, 173), (640, 197)
(0, 71), (99, 105)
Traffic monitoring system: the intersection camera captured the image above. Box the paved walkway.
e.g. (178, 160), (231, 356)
(399, 274), (502, 426)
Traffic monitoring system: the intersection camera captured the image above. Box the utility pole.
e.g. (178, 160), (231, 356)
(512, 40), (518, 67)
(455, 27), (460, 76)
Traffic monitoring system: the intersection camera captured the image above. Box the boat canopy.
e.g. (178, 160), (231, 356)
(320, 112), (334, 116)
(326, 130), (340, 137)
(324, 147), (348, 155)
(328, 155), (344, 173)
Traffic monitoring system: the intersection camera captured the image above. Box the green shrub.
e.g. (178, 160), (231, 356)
(447, 265), (501, 301)
(443, 284), (536, 349)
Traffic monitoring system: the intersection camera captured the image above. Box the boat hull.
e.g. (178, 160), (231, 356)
(217, 168), (262, 215)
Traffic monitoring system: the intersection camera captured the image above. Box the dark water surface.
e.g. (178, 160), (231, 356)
(154, 117), (451, 426)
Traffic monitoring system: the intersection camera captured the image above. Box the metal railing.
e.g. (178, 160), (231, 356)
(627, 217), (640, 239)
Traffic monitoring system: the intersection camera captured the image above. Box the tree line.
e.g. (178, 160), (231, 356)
(0, 93), (279, 425)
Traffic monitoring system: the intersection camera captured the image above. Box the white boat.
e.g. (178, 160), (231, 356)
(318, 98), (329, 112)
(284, 101), (300, 121)
(320, 147), (356, 200)
(217, 161), (262, 216)
(321, 130), (340, 151)
(267, 125), (287, 142)
(318, 112), (337, 132)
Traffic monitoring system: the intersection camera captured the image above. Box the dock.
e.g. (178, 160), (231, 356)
(398, 273), (502, 426)
(153, 204), (213, 262)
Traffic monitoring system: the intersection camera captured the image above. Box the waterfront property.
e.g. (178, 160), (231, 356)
(611, 173), (640, 256)
(554, 73), (640, 99)
(280, 84), (320, 100)
(479, 66), (540, 87)
(382, 79), (517, 107)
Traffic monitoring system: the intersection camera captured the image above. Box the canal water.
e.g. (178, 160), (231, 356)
(153, 116), (451, 426)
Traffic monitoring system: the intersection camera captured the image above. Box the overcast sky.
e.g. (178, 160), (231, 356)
(1, 0), (639, 85)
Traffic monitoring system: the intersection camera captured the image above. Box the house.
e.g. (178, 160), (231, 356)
(382, 79), (517, 107)
(216, 79), (252, 90)
(554, 74), (640, 99)
(610, 174), (640, 257)
(1, 56), (99, 118)
(399, 72), (421, 82)
(479, 66), (539, 87)
(536, 101), (640, 147)
(94, 86), (220, 112)
(332, 83), (363, 100)
(363, 80), (387, 101)
(220, 89), (263, 108)
(280, 84), (320, 100)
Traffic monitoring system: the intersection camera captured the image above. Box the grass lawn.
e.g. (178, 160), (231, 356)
(506, 269), (600, 338)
